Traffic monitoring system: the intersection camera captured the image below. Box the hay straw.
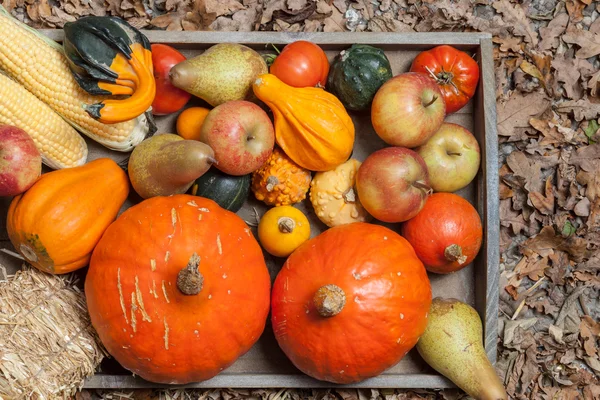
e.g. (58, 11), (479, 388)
(0, 264), (107, 400)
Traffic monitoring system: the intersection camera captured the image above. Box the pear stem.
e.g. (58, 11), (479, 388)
(313, 284), (346, 317)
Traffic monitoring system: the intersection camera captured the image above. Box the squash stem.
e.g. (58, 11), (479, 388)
(313, 284), (346, 317)
(278, 217), (296, 233)
(176, 253), (204, 295)
(444, 244), (467, 265)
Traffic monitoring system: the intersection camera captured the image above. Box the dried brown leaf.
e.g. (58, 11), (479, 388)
(205, 0), (244, 17)
(493, 36), (522, 53)
(518, 256), (550, 281)
(556, 99), (600, 122)
(565, 0), (585, 23)
(529, 176), (554, 215)
(492, 0), (539, 47)
(562, 28), (600, 59)
(539, 13), (569, 52)
(497, 91), (551, 138)
(521, 225), (591, 262)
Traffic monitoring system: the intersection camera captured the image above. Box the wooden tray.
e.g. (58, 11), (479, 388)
(0, 31), (498, 389)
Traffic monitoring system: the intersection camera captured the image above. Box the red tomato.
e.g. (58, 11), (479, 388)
(409, 45), (480, 114)
(151, 44), (191, 115)
(270, 41), (329, 88)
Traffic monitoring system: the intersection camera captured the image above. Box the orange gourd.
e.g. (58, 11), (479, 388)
(271, 222), (431, 384)
(252, 73), (355, 171)
(85, 195), (271, 384)
(400, 193), (483, 274)
(6, 158), (129, 274)
(251, 147), (312, 206)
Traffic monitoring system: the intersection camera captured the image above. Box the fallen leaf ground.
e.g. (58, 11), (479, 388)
(5, 0), (599, 398)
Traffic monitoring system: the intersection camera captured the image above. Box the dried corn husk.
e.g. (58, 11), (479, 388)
(0, 264), (106, 400)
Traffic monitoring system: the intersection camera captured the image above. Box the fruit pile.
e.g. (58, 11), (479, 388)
(0, 8), (506, 399)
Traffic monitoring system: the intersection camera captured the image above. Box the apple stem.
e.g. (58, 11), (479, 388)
(207, 157), (218, 165)
(412, 180), (433, 195)
(247, 135), (255, 141)
(423, 95), (438, 108)
(447, 151), (462, 156)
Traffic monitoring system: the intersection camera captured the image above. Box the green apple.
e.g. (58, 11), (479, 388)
(416, 122), (480, 193)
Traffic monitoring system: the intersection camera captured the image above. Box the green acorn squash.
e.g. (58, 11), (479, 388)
(327, 45), (393, 111)
(190, 167), (251, 212)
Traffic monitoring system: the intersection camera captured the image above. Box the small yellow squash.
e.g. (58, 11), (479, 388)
(252, 73), (355, 172)
(258, 206), (311, 258)
(309, 159), (371, 227)
(252, 147), (312, 206)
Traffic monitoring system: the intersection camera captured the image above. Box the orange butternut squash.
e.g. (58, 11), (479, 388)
(7, 158), (129, 274)
(252, 74), (355, 172)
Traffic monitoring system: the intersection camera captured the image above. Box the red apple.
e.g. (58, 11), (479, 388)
(356, 147), (431, 223)
(371, 72), (446, 148)
(416, 122), (481, 193)
(0, 125), (42, 197)
(200, 100), (274, 175)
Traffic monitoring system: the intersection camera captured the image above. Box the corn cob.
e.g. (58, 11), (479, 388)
(0, 73), (87, 169)
(0, 5), (153, 152)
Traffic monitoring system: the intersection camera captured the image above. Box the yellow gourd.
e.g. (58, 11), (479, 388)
(258, 206), (311, 258)
(252, 73), (355, 172)
(252, 147), (312, 206)
(309, 159), (371, 227)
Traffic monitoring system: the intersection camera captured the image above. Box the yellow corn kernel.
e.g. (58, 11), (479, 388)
(0, 73), (87, 169)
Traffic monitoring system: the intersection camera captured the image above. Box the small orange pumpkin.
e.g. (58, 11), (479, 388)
(252, 73), (355, 171)
(251, 147), (312, 206)
(6, 158), (129, 274)
(401, 193), (482, 274)
(271, 222), (431, 384)
(85, 195), (271, 384)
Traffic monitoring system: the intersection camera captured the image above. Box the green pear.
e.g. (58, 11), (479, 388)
(416, 298), (508, 400)
(128, 133), (215, 199)
(169, 43), (267, 107)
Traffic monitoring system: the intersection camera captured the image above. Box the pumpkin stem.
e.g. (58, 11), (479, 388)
(444, 244), (468, 265)
(266, 176), (280, 192)
(313, 284), (346, 317)
(342, 187), (356, 204)
(278, 217), (296, 233)
(177, 253), (204, 295)
(412, 180), (433, 195)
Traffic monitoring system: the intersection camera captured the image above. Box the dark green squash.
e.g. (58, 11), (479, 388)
(190, 167), (251, 213)
(327, 45), (393, 111)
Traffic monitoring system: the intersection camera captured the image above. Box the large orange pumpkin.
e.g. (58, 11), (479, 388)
(271, 222), (431, 384)
(85, 194), (271, 384)
(7, 158), (129, 274)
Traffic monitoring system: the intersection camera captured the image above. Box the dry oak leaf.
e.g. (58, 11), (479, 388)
(570, 143), (600, 172)
(518, 255), (550, 281)
(562, 28), (600, 59)
(555, 99), (600, 122)
(205, 0), (245, 17)
(539, 13), (569, 52)
(528, 175), (554, 215)
(521, 225), (591, 262)
(493, 36), (522, 53)
(497, 90), (551, 138)
(492, 0), (539, 47)
(551, 52), (593, 100)
(566, 0), (586, 23)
